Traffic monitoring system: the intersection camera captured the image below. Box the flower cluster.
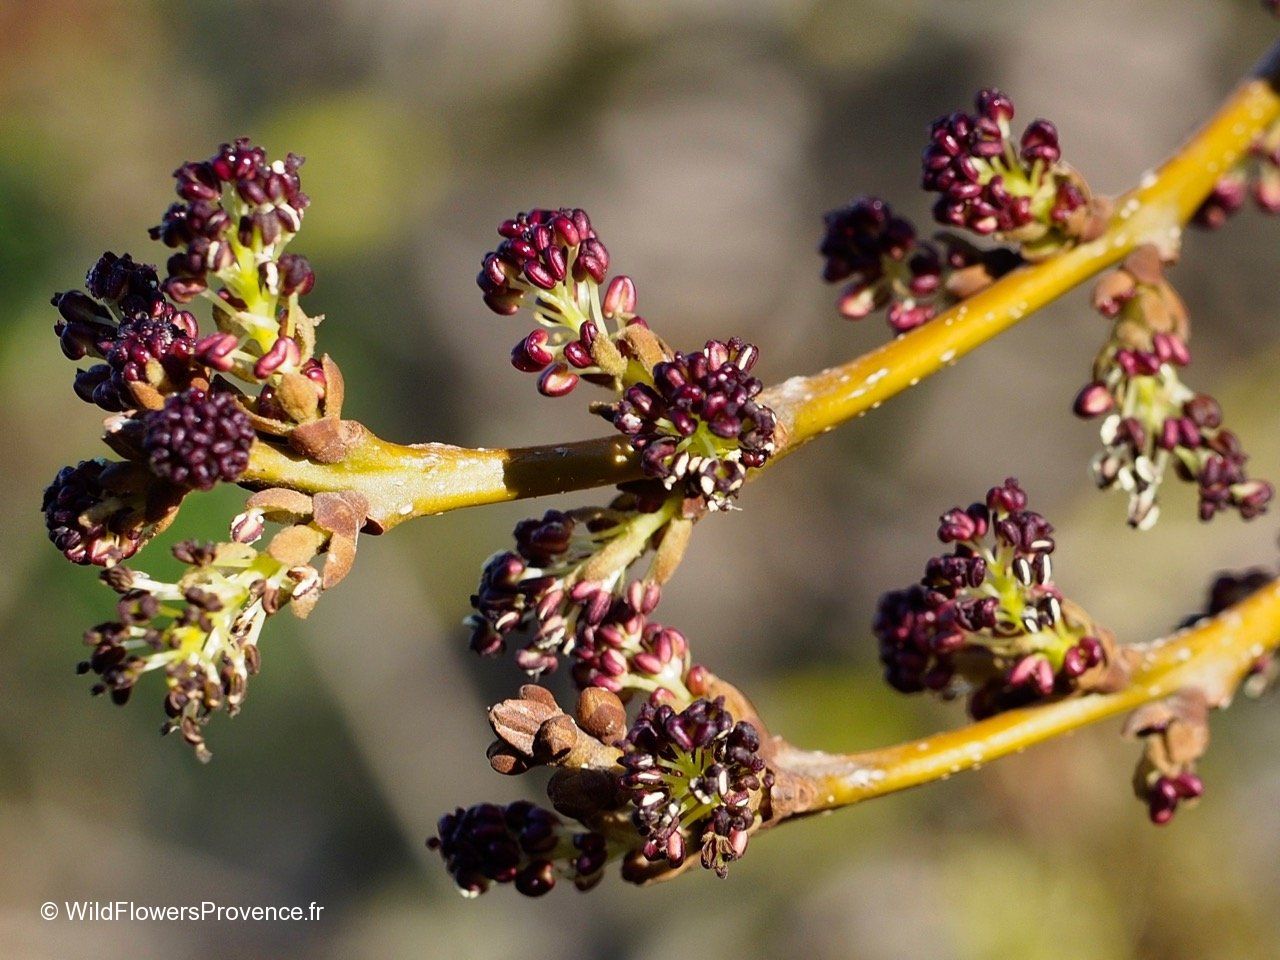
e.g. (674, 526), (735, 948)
(43, 459), (183, 566)
(922, 89), (1093, 258)
(818, 197), (1023, 334)
(477, 208), (639, 396)
(42, 378), (259, 565)
(428, 801), (609, 897)
(117, 139), (324, 396)
(81, 539), (318, 761)
(152, 138), (311, 305)
(620, 697), (771, 877)
(53, 253), (202, 412)
(819, 197), (941, 332)
(874, 479), (1112, 718)
(605, 338), (776, 509)
(1192, 120), (1280, 228)
(1074, 249), (1272, 528)
(466, 501), (701, 702)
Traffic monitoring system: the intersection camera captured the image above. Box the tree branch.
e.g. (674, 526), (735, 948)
(238, 41), (1280, 531)
(769, 580), (1280, 815)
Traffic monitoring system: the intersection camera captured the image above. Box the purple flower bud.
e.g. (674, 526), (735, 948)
(43, 460), (171, 566)
(975, 88), (1014, 123)
(252, 335), (301, 380)
(537, 363), (580, 398)
(602, 275), (638, 319)
(1019, 119), (1061, 164)
(1072, 381), (1114, 418)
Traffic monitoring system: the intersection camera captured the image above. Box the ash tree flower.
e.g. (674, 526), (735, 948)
(604, 338), (777, 510)
(1123, 692), (1209, 825)
(428, 801), (609, 897)
(150, 138), (318, 388)
(42, 459), (183, 566)
(818, 197), (1024, 335)
(477, 208), (640, 397)
(152, 138), (310, 305)
(82, 539), (320, 761)
(1192, 118), (1280, 227)
(619, 696), (771, 877)
(1074, 248), (1272, 528)
(52, 253), (202, 412)
(819, 197), (943, 333)
(875, 478), (1115, 719)
(466, 498), (704, 703)
(922, 89), (1098, 258)
(42, 139), (367, 761)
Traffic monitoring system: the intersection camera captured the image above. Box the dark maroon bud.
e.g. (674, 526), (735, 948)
(251, 336), (299, 380)
(194, 333), (237, 372)
(512, 329), (554, 372)
(1193, 174), (1247, 229)
(1073, 381), (1114, 418)
(602, 275), (637, 318)
(938, 508), (981, 543)
(537, 363), (579, 398)
(976, 88), (1015, 122)
(1019, 120), (1061, 164)
(277, 253), (315, 297)
(1152, 332), (1190, 367)
(563, 340), (593, 369)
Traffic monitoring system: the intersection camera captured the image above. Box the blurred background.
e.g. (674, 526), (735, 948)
(3, 1), (1280, 957)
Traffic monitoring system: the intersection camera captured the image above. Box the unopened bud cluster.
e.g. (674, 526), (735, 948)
(875, 479), (1113, 718)
(428, 801), (608, 897)
(1074, 249), (1272, 528)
